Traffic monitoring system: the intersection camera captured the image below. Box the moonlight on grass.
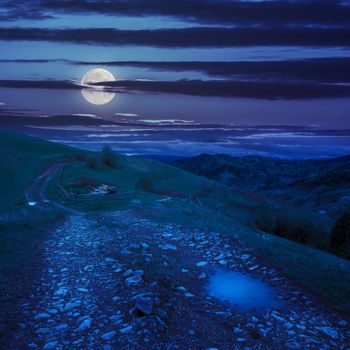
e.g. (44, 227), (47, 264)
(81, 68), (116, 105)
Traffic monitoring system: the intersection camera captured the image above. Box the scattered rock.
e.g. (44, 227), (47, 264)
(43, 341), (58, 350)
(120, 325), (133, 334)
(54, 287), (68, 296)
(316, 326), (339, 339)
(135, 296), (154, 315)
(156, 308), (168, 320)
(101, 331), (117, 341)
(159, 244), (177, 250)
(77, 317), (92, 332)
(184, 293), (194, 298)
(214, 253), (225, 260)
(34, 313), (50, 320)
(125, 274), (143, 286)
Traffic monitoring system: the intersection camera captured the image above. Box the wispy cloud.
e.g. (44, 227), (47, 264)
(114, 112), (139, 117)
(2, 57), (350, 83)
(139, 119), (199, 125)
(2, 78), (350, 99)
(2, 1), (350, 27)
(1, 26), (350, 48)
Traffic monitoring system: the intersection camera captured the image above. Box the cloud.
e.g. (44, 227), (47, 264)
(3, 57), (350, 84)
(99, 79), (350, 99)
(2, 78), (350, 99)
(115, 112), (139, 117)
(2, 1), (350, 27)
(72, 113), (101, 119)
(139, 119), (199, 125)
(0, 79), (79, 89)
(1, 26), (350, 48)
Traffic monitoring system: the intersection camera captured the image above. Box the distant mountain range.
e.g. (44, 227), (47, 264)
(171, 154), (350, 216)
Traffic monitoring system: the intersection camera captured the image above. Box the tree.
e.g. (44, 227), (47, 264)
(330, 209), (350, 259)
(101, 145), (117, 168)
(87, 156), (98, 169)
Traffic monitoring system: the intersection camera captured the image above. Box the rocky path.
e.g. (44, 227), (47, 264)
(4, 210), (350, 350)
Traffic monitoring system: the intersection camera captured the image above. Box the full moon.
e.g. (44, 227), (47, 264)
(81, 68), (116, 105)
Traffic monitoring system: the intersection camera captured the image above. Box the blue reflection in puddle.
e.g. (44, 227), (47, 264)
(207, 269), (281, 311)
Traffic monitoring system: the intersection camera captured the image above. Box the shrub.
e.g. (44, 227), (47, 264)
(288, 224), (311, 244)
(101, 145), (117, 168)
(137, 178), (154, 192)
(273, 214), (289, 237)
(86, 156), (98, 169)
(253, 203), (328, 249)
(330, 209), (350, 259)
(75, 153), (88, 161)
(253, 202), (276, 232)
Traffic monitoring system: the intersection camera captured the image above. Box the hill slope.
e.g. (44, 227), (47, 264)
(0, 130), (79, 211)
(171, 153), (350, 215)
(1, 129), (350, 317)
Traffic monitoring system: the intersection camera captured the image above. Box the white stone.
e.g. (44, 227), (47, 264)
(316, 326), (338, 339)
(101, 331), (117, 340)
(159, 244), (177, 250)
(77, 318), (92, 332)
(120, 325), (133, 334)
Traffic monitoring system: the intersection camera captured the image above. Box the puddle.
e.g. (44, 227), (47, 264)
(207, 269), (281, 310)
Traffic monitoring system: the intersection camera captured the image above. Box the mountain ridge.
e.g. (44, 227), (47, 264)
(171, 153), (350, 215)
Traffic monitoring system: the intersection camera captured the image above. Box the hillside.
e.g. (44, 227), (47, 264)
(171, 153), (350, 216)
(1, 129), (350, 320)
(0, 130), (80, 211)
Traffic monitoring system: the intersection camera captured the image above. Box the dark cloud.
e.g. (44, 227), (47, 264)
(1, 78), (350, 100)
(99, 79), (350, 99)
(75, 58), (350, 83)
(1, 26), (350, 47)
(0, 80), (79, 89)
(2, 57), (350, 83)
(1, 0), (350, 27)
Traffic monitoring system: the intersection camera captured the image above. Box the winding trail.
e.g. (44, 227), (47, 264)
(25, 162), (80, 214)
(3, 167), (350, 349)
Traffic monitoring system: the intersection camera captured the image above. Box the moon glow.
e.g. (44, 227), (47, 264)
(81, 68), (116, 105)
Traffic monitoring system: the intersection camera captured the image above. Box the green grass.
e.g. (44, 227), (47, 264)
(0, 130), (79, 211)
(1, 129), (349, 312)
(142, 198), (350, 312)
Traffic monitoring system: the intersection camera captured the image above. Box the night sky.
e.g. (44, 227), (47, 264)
(1, 0), (350, 158)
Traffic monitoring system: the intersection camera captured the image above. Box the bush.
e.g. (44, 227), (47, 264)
(330, 209), (350, 259)
(253, 203), (328, 249)
(253, 202), (276, 232)
(86, 156), (98, 169)
(287, 224), (311, 244)
(101, 145), (117, 168)
(75, 153), (88, 161)
(137, 178), (154, 192)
